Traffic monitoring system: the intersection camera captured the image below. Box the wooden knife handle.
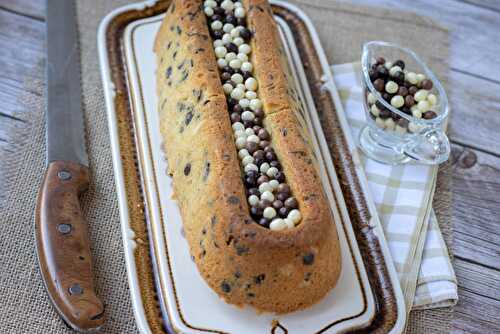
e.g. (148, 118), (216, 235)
(35, 161), (105, 332)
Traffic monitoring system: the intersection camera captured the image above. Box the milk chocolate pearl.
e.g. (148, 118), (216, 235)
(277, 183), (290, 195)
(405, 95), (415, 107)
(221, 72), (232, 81)
(398, 118), (409, 128)
(408, 86), (418, 96)
(253, 150), (265, 160)
(227, 97), (238, 108)
(423, 110), (437, 119)
(243, 120), (254, 128)
(230, 112), (241, 123)
(259, 140), (270, 149)
(394, 71), (405, 84)
(394, 59), (405, 70)
(245, 175), (256, 187)
(380, 108), (391, 119)
(382, 93), (392, 102)
(258, 129), (269, 140)
(264, 146), (274, 153)
(373, 78), (385, 92)
(259, 199), (272, 209)
(265, 151), (277, 161)
(253, 108), (264, 119)
(421, 79), (433, 90)
(211, 13), (223, 22)
(214, 7), (224, 15)
(233, 104), (243, 113)
(257, 175), (269, 185)
(376, 56), (386, 65)
(276, 192), (288, 202)
(246, 141), (258, 154)
(398, 86), (408, 97)
(284, 197), (298, 209)
(375, 100), (386, 110)
(272, 200), (284, 210)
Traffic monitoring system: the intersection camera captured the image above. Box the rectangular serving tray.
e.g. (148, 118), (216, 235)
(98, 1), (406, 333)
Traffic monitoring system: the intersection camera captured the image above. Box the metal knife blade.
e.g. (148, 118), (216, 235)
(46, 0), (87, 166)
(36, 0), (105, 331)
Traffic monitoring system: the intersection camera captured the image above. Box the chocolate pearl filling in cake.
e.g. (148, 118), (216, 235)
(203, 0), (302, 230)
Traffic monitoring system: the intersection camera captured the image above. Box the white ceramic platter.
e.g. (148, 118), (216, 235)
(98, 1), (406, 333)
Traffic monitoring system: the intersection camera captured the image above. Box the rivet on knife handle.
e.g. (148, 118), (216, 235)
(36, 161), (105, 332)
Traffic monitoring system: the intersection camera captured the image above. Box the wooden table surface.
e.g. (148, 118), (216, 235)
(0, 0), (499, 333)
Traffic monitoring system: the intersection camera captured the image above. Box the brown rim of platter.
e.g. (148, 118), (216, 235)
(104, 1), (399, 333)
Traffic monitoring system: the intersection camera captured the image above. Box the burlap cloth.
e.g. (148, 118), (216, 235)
(0, 0), (453, 333)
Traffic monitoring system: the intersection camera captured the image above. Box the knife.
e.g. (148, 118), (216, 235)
(35, 0), (105, 331)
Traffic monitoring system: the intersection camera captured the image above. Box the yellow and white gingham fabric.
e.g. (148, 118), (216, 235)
(331, 62), (458, 311)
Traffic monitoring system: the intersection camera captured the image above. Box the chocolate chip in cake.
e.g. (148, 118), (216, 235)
(184, 163), (191, 176)
(303, 253), (315, 265)
(221, 281), (231, 293)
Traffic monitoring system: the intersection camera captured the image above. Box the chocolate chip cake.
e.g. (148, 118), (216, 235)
(154, 0), (341, 313)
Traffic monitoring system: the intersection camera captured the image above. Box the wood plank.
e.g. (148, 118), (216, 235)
(452, 289), (500, 333)
(451, 144), (500, 270)
(0, 0), (45, 20)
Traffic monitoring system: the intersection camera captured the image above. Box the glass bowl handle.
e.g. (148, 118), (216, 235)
(402, 128), (450, 165)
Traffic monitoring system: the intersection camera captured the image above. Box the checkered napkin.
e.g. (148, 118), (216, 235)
(331, 62), (458, 311)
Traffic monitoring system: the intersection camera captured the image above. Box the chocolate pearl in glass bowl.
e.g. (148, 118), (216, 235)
(423, 110), (437, 119)
(394, 59), (405, 70)
(408, 86), (418, 96)
(405, 95), (415, 108)
(398, 86), (408, 97)
(373, 78), (385, 92)
(369, 69), (378, 81)
(393, 71), (405, 85)
(379, 108), (391, 119)
(376, 56), (386, 65)
(377, 65), (388, 78)
(421, 79), (433, 90)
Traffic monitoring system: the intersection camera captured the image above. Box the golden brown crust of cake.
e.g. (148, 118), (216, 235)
(154, 0), (341, 314)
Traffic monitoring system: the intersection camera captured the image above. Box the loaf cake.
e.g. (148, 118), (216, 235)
(154, 0), (341, 313)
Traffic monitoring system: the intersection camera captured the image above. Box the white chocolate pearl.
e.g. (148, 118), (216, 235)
(244, 163), (258, 173)
(204, 6), (214, 16)
(288, 209), (302, 224)
(223, 23), (234, 33)
(214, 46), (227, 59)
(221, 0), (234, 11)
(230, 28), (240, 38)
(427, 94), (437, 105)
(259, 182), (272, 193)
(269, 179), (279, 190)
(416, 73), (426, 83)
(417, 100), (430, 112)
(236, 137), (246, 149)
(245, 77), (258, 91)
(232, 122), (244, 131)
(367, 92), (377, 105)
(222, 33), (232, 45)
(408, 122), (421, 133)
(234, 130), (246, 139)
(233, 37), (244, 46)
(260, 162), (270, 173)
(237, 53), (248, 62)
(266, 167), (278, 178)
(230, 87), (244, 100)
(239, 44), (251, 54)
(261, 191), (274, 202)
(284, 218), (295, 229)
(245, 91), (257, 99)
(211, 20), (223, 30)
(263, 207), (277, 219)
(247, 134), (260, 143)
(217, 58), (227, 68)
(411, 105), (419, 113)
(241, 62), (253, 72)
(231, 73), (243, 84)
(385, 118), (395, 131)
(234, 1), (242, 7)
(384, 61), (393, 69)
(414, 89), (428, 102)
(390, 95), (404, 108)
(239, 98), (250, 108)
(375, 117), (385, 128)
(229, 58), (242, 69)
(236, 83), (246, 91)
(222, 83), (233, 94)
(242, 155), (254, 166)
(270, 218), (287, 231)
(244, 128), (254, 136)
(385, 81), (398, 94)
(241, 111), (255, 121)
(389, 65), (402, 76)
(234, 7), (245, 18)
(406, 72), (418, 85)
(225, 52), (237, 61)
(395, 125), (407, 135)
(205, 0), (217, 8)
(412, 108), (422, 119)
(370, 104), (380, 117)
(248, 195), (259, 206)
(250, 98), (262, 111)
(238, 148), (249, 159)
(213, 39), (223, 47)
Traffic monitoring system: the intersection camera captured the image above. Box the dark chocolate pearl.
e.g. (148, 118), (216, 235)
(272, 200), (284, 210)
(245, 176), (256, 187)
(226, 43), (238, 54)
(212, 30), (223, 40)
(233, 104), (243, 114)
(269, 161), (281, 170)
(213, 7), (225, 15)
(277, 183), (290, 195)
(252, 125), (262, 133)
(246, 170), (258, 178)
(393, 71), (405, 84)
(250, 206), (263, 218)
(257, 175), (269, 185)
(379, 108), (391, 119)
(257, 129), (269, 140)
(404, 80), (412, 88)
(408, 86), (418, 95)
(223, 65), (234, 75)
(375, 100), (386, 111)
(382, 93), (392, 102)
(225, 14), (237, 25)
(392, 113), (401, 122)
(265, 151), (276, 161)
(423, 110), (437, 119)
(221, 72), (232, 81)
(398, 118), (409, 128)
(248, 188), (259, 196)
(275, 171), (285, 183)
(211, 13), (223, 22)
(401, 107), (412, 115)
(253, 117), (262, 126)
(253, 108), (264, 118)
(258, 218), (270, 228)
(276, 192), (288, 202)
(405, 95), (415, 108)
(243, 120), (254, 128)
(369, 69), (378, 81)
(376, 57), (386, 65)
(397, 86), (408, 97)
(264, 146), (274, 153)
(284, 197), (298, 209)
(373, 78), (385, 92)
(246, 141), (258, 153)
(230, 112), (241, 123)
(254, 158), (264, 166)
(421, 79), (433, 90)
(236, 17), (247, 27)
(259, 199), (272, 209)
(278, 206), (290, 218)
(259, 140), (270, 149)
(253, 150), (265, 160)
(377, 65), (388, 78)
(242, 71), (252, 81)
(394, 59), (405, 70)
(227, 98), (237, 108)
(239, 27), (251, 41)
